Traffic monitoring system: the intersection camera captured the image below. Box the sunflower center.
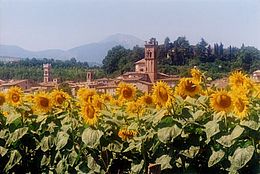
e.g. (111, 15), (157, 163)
(122, 87), (133, 99)
(144, 96), (153, 105)
(95, 100), (103, 110)
(185, 80), (197, 92)
(56, 95), (65, 105)
(235, 77), (245, 86)
(158, 86), (168, 102)
(85, 105), (95, 119)
(12, 94), (20, 103)
(104, 96), (111, 102)
(39, 97), (49, 108)
(235, 98), (245, 112)
(216, 94), (232, 108)
(0, 96), (5, 105)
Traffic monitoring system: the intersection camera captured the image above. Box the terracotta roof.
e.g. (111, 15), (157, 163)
(135, 80), (153, 85)
(0, 80), (28, 86)
(134, 58), (145, 64)
(96, 85), (117, 89)
(210, 77), (228, 88)
(96, 78), (112, 81)
(158, 77), (180, 81)
(158, 72), (170, 77)
(253, 70), (260, 75)
(122, 76), (144, 82)
(38, 82), (57, 87)
(123, 71), (146, 76)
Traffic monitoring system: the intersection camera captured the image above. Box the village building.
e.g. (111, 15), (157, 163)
(0, 79), (37, 91)
(84, 38), (180, 94)
(36, 63), (59, 91)
(252, 70), (260, 83)
(0, 38), (181, 94)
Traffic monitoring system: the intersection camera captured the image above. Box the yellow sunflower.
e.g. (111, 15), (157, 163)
(152, 81), (173, 108)
(77, 88), (96, 103)
(118, 128), (137, 141)
(210, 90), (233, 114)
(110, 98), (123, 107)
(51, 90), (70, 106)
(191, 68), (202, 83)
(6, 86), (23, 106)
(126, 101), (143, 116)
(33, 91), (53, 114)
(232, 94), (249, 119)
(23, 93), (34, 104)
(92, 95), (103, 110)
(229, 71), (253, 91)
(175, 78), (201, 98)
(116, 83), (136, 101)
(100, 93), (113, 103)
(138, 93), (154, 107)
(0, 92), (6, 106)
(2, 111), (9, 117)
(201, 87), (215, 96)
(252, 85), (260, 99)
(80, 103), (98, 125)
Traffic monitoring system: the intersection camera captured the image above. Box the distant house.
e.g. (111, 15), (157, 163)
(10, 38), (180, 95)
(252, 70), (260, 83)
(0, 80), (6, 86)
(21, 64), (59, 93)
(84, 38), (180, 94)
(0, 79), (36, 91)
(210, 77), (229, 88)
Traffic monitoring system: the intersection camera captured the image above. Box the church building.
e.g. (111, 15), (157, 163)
(88, 38), (180, 94)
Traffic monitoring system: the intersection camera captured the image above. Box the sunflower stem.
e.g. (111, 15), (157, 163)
(224, 114), (228, 128)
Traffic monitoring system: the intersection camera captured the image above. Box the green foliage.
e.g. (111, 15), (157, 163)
(0, 90), (259, 173)
(102, 37), (260, 80)
(0, 58), (105, 82)
(102, 45), (144, 76)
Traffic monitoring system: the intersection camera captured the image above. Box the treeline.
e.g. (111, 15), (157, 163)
(102, 37), (260, 79)
(0, 58), (104, 82)
(102, 45), (144, 76)
(1, 37), (259, 82)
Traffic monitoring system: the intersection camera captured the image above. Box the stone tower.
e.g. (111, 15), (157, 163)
(43, 64), (52, 83)
(145, 38), (158, 83)
(86, 71), (94, 83)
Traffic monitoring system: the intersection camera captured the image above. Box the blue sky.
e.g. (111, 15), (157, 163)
(0, 0), (259, 51)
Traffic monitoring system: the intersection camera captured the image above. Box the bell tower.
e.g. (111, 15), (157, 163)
(145, 38), (158, 83)
(86, 71), (94, 83)
(43, 63), (52, 83)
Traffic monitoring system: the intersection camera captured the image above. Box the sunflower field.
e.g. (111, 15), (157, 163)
(0, 69), (259, 174)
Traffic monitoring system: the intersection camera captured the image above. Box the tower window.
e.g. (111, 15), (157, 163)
(146, 51), (150, 58)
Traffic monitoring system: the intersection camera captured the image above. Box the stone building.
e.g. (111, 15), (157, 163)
(18, 38), (179, 95)
(85, 38), (180, 94)
(252, 70), (260, 83)
(43, 63), (52, 83)
(0, 79), (36, 91)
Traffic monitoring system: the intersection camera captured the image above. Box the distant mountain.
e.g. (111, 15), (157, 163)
(0, 45), (32, 58)
(0, 34), (144, 64)
(101, 33), (144, 48)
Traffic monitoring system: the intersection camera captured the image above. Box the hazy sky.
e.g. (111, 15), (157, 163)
(0, 0), (260, 51)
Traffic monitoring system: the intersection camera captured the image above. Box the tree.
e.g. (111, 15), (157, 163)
(196, 38), (208, 63)
(235, 46), (260, 72)
(58, 82), (72, 95)
(207, 45), (215, 62)
(164, 37), (171, 51)
(102, 46), (130, 75)
(167, 37), (191, 65)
